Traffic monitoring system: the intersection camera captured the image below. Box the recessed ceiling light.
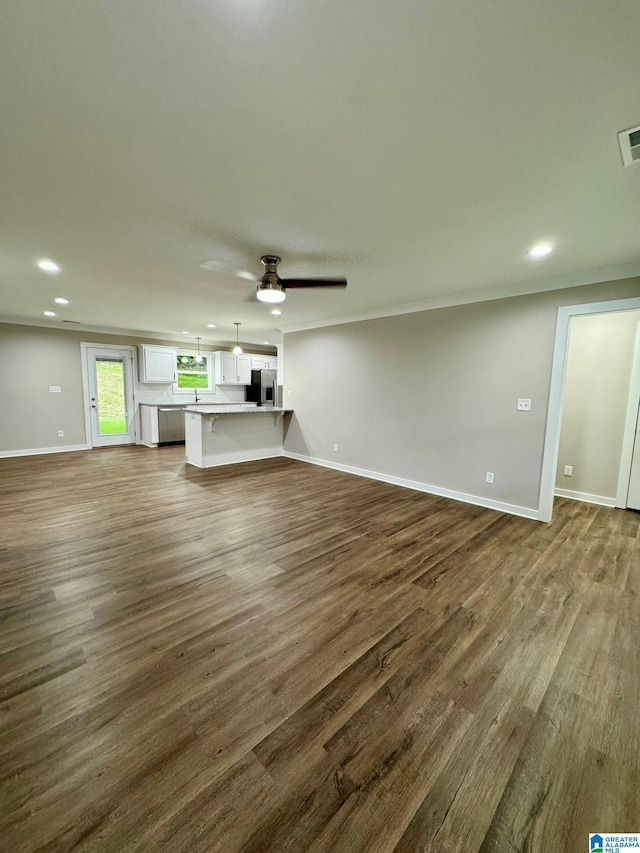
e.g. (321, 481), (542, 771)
(263, 341), (270, 345)
(527, 242), (553, 258)
(54, 297), (69, 305)
(37, 258), (61, 274)
(206, 323), (216, 328)
(271, 308), (282, 316)
(182, 331), (190, 335)
(43, 310), (56, 317)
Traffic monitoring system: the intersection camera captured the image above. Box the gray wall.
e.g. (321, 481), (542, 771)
(283, 277), (640, 512)
(556, 310), (640, 500)
(0, 324), (274, 453)
(0, 324), (88, 451)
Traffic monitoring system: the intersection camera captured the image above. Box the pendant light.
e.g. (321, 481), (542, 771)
(195, 336), (203, 363)
(233, 322), (243, 355)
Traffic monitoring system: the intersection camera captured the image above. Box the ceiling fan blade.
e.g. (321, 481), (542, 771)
(280, 277), (347, 289)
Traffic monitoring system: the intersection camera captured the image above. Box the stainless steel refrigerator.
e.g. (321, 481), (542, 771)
(245, 369), (277, 406)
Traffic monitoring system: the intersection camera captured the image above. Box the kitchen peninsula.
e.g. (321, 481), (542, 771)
(184, 405), (292, 468)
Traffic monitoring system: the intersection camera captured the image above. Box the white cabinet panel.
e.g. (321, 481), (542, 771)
(250, 355), (277, 371)
(138, 345), (177, 383)
(214, 352), (252, 385)
(237, 355), (251, 385)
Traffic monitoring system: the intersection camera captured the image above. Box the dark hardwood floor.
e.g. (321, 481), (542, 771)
(0, 446), (638, 852)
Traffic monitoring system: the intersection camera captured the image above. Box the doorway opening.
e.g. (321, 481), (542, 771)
(539, 296), (640, 521)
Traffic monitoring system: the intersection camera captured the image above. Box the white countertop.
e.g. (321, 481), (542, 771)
(140, 402), (257, 409)
(184, 406), (292, 415)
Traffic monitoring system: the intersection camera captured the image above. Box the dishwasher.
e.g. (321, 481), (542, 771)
(157, 407), (186, 445)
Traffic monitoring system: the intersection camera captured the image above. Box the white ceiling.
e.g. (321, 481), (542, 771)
(1, 0), (639, 346)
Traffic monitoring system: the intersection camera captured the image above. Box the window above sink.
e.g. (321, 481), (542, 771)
(174, 353), (213, 393)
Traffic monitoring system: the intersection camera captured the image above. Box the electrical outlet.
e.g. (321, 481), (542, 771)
(333, 443), (339, 452)
(517, 398), (531, 411)
(287, 389), (292, 398)
(485, 472), (494, 484)
(57, 430), (64, 438)
(564, 465), (573, 476)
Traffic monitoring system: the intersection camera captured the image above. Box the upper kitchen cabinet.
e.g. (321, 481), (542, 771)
(250, 356), (278, 371)
(213, 352), (252, 385)
(138, 345), (177, 383)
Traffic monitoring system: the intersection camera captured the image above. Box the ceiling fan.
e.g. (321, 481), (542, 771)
(255, 255), (347, 304)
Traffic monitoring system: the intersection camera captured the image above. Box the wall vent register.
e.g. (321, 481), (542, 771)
(618, 124), (640, 166)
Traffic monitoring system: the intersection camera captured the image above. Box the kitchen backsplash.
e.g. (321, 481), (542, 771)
(136, 383), (246, 405)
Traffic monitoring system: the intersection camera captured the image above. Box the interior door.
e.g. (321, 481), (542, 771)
(86, 346), (136, 447)
(627, 407), (640, 510)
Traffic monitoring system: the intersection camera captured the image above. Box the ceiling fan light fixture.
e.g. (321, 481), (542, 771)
(256, 283), (286, 303)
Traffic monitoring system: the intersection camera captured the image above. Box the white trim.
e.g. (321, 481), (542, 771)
(538, 296), (640, 523)
(616, 322), (640, 507)
(80, 343), (93, 448)
(283, 451), (541, 520)
(0, 444), (90, 459)
(81, 342), (139, 447)
(554, 488), (617, 508)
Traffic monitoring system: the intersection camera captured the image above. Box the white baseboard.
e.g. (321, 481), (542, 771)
(554, 488), (617, 507)
(0, 444), (91, 459)
(283, 451), (541, 521)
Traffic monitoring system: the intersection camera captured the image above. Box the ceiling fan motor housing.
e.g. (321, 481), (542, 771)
(257, 255), (286, 302)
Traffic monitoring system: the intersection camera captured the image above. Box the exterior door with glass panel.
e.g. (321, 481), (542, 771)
(86, 347), (135, 447)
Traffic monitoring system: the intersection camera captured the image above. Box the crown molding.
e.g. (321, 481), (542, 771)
(280, 262), (640, 334)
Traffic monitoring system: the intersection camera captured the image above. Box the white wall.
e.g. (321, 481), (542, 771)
(283, 277), (640, 515)
(555, 310), (640, 502)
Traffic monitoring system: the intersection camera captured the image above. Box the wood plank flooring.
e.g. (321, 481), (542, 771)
(0, 446), (639, 852)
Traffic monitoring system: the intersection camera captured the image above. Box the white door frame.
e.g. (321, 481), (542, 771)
(538, 296), (640, 522)
(616, 321), (640, 507)
(80, 343), (139, 447)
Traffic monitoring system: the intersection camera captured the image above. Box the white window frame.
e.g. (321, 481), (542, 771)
(173, 350), (213, 394)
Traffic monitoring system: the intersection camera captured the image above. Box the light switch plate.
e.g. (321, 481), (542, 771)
(49, 385), (61, 393)
(517, 398), (531, 411)
(485, 472), (494, 484)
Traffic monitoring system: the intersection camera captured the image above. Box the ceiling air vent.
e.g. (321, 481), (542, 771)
(63, 319), (81, 324)
(618, 124), (640, 166)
